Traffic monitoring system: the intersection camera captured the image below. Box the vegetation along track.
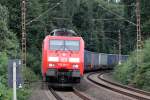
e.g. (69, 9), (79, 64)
(48, 86), (91, 100)
(87, 72), (150, 100)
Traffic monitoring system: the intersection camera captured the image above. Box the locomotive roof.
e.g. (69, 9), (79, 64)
(50, 28), (77, 36)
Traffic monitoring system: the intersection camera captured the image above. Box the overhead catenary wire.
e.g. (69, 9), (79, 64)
(52, 2), (137, 42)
(26, 1), (62, 25)
(98, 3), (136, 26)
(24, 0), (136, 53)
(26, 1), (136, 25)
(26, 1), (136, 26)
(51, 17), (126, 21)
(48, 18), (136, 50)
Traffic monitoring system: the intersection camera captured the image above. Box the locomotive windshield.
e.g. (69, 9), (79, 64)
(49, 40), (80, 51)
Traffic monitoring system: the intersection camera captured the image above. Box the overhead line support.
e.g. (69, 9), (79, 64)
(118, 30), (121, 65)
(21, 0), (26, 67)
(136, 0), (142, 67)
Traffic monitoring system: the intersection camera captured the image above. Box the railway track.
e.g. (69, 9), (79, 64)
(87, 72), (150, 100)
(48, 86), (91, 100)
(73, 88), (91, 100)
(98, 73), (150, 99)
(49, 87), (63, 100)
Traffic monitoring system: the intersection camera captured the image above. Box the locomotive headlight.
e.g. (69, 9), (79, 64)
(72, 64), (79, 69)
(69, 58), (80, 63)
(48, 57), (59, 62)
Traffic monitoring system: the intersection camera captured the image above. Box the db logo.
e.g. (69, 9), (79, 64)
(60, 58), (67, 62)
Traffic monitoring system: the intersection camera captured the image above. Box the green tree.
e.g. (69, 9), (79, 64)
(0, 4), (19, 58)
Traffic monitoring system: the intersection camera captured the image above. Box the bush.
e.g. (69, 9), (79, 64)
(0, 52), (8, 86)
(0, 52), (8, 75)
(0, 84), (12, 100)
(17, 88), (31, 100)
(26, 52), (41, 75)
(113, 39), (150, 91)
(22, 67), (39, 83)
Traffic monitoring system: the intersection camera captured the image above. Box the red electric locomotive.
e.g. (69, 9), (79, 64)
(41, 29), (84, 86)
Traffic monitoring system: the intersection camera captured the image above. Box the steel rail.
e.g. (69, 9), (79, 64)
(87, 72), (150, 100)
(73, 88), (91, 100)
(99, 74), (150, 96)
(49, 87), (63, 100)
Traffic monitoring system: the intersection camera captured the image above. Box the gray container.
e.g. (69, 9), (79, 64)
(84, 50), (92, 70)
(93, 52), (99, 66)
(99, 53), (108, 65)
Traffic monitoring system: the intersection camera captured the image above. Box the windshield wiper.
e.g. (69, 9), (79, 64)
(64, 46), (73, 53)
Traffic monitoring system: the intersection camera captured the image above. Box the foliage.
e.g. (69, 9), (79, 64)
(0, 0), (21, 34)
(0, 4), (33, 100)
(17, 89), (31, 100)
(114, 38), (150, 91)
(0, 52), (8, 76)
(0, 4), (19, 58)
(0, 84), (12, 100)
(26, 52), (41, 74)
(121, 0), (150, 43)
(0, 52), (12, 100)
(114, 0), (150, 91)
(23, 67), (39, 82)
(0, 52), (36, 100)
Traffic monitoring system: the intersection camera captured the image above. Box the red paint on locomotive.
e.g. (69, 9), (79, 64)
(41, 35), (84, 86)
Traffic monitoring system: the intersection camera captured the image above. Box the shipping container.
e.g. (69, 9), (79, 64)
(107, 54), (119, 65)
(84, 50), (92, 70)
(93, 52), (99, 67)
(99, 53), (108, 65)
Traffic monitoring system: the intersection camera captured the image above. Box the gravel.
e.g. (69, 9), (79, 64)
(29, 82), (56, 100)
(56, 91), (83, 100)
(28, 72), (137, 100)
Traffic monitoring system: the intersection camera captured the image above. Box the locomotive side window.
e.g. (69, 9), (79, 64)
(65, 40), (80, 51)
(49, 40), (80, 51)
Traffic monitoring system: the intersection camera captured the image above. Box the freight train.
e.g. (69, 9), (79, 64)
(41, 29), (84, 87)
(41, 28), (128, 87)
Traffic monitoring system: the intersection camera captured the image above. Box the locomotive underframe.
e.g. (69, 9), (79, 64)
(45, 68), (81, 86)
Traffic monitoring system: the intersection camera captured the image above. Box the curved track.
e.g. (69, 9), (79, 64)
(87, 72), (150, 100)
(98, 73), (150, 98)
